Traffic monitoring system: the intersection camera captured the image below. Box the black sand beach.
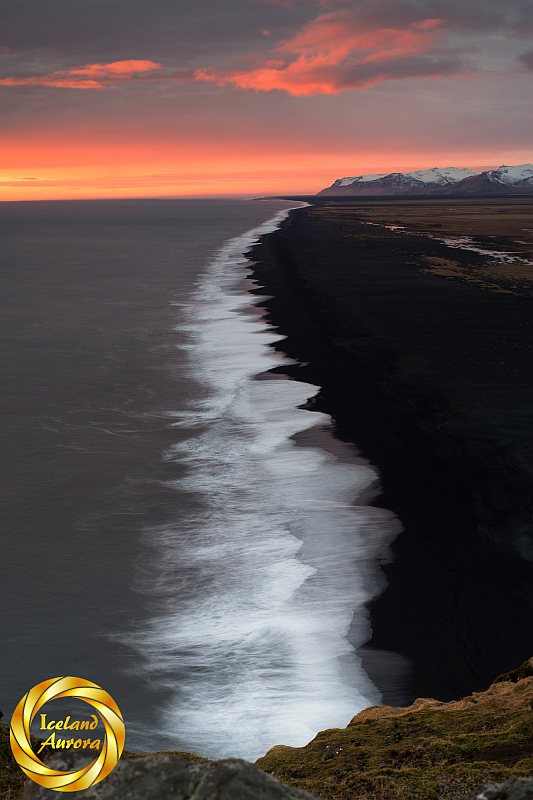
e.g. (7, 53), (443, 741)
(248, 199), (533, 704)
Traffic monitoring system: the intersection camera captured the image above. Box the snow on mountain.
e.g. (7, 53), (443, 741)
(320, 164), (533, 196)
(486, 164), (533, 185)
(406, 167), (477, 185)
(337, 173), (387, 186)
(333, 166), (476, 189)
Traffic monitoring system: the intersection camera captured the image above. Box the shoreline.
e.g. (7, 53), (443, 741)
(128, 201), (396, 759)
(246, 201), (533, 705)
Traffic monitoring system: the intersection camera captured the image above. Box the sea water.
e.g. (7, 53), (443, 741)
(0, 199), (398, 760)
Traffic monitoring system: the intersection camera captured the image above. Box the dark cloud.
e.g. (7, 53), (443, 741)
(332, 54), (470, 88)
(359, 0), (533, 34)
(0, 0), (531, 68)
(0, 0), (308, 64)
(518, 50), (533, 69)
(265, 0), (533, 34)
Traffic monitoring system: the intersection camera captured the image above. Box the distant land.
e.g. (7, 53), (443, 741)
(318, 164), (533, 196)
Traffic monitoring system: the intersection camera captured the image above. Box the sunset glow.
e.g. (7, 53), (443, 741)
(3, 136), (532, 201)
(1, 0), (532, 200)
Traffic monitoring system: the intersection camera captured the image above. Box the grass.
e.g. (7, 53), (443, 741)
(256, 659), (533, 800)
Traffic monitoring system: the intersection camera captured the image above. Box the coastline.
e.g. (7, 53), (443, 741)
(246, 200), (533, 705)
(127, 202), (397, 759)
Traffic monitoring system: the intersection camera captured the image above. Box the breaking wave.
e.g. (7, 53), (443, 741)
(127, 207), (400, 760)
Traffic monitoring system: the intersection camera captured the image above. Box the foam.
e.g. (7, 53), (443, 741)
(126, 206), (400, 759)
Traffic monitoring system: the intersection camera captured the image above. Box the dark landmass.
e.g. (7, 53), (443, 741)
(270, 193), (533, 203)
(317, 184), (533, 199)
(248, 198), (533, 704)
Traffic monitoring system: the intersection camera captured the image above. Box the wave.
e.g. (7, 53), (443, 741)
(125, 206), (400, 760)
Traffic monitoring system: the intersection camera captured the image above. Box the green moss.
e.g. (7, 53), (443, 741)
(257, 671), (533, 800)
(514, 759), (533, 771)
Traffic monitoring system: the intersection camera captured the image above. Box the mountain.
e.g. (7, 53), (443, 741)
(450, 164), (533, 195)
(318, 164), (533, 196)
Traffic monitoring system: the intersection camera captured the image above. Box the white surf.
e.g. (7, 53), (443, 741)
(130, 207), (400, 760)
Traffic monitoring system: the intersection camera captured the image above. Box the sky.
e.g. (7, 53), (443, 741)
(0, 0), (532, 199)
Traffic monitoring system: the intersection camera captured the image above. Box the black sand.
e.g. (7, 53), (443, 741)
(247, 201), (533, 704)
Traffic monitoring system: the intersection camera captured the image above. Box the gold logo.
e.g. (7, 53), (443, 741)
(10, 676), (125, 792)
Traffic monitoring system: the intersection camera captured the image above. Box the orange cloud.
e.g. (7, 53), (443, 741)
(194, 11), (460, 95)
(0, 59), (161, 89)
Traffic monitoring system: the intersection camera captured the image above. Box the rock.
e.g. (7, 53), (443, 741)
(469, 777), (533, 800)
(22, 752), (320, 799)
(495, 658), (533, 685)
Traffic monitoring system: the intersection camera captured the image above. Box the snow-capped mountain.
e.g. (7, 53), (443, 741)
(318, 164), (533, 196)
(487, 164), (533, 184)
(334, 167), (476, 188)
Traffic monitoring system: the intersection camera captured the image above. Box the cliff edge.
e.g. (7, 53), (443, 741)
(256, 659), (533, 800)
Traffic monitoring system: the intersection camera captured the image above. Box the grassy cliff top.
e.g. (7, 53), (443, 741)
(256, 659), (533, 800)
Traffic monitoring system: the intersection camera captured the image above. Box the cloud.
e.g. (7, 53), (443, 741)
(518, 50), (533, 69)
(1, 1), (531, 69)
(0, 59), (161, 89)
(0, 2), (526, 101)
(194, 10), (467, 95)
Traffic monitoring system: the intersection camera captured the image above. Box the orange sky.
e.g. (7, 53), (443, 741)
(2, 133), (531, 201)
(1, 2), (532, 201)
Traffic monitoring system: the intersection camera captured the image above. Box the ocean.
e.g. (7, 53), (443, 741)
(0, 198), (398, 760)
